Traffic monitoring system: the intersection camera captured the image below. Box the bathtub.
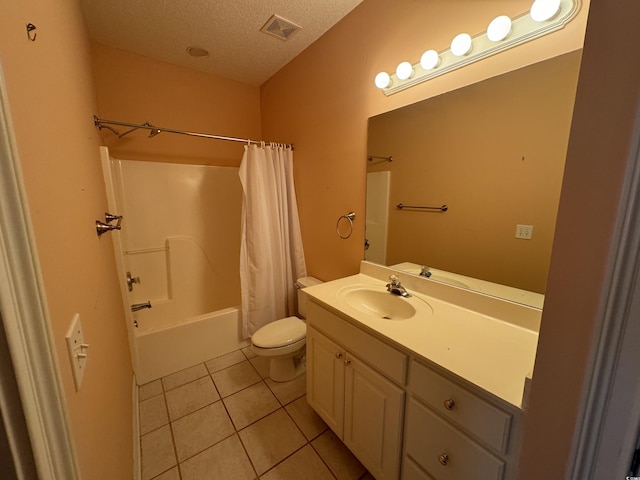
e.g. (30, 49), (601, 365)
(134, 305), (249, 385)
(100, 149), (248, 385)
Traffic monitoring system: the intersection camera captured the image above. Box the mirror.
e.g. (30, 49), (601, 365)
(365, 51), (582, 308)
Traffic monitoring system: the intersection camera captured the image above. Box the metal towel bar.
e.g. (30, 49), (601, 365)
(396, 203), (448, 211)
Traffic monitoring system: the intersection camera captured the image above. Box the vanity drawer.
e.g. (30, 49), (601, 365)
(307, 301), (407, 384)
(409, 360), (511, 453)
(403, 456), (435, 480)
(405, 399), (505, 480)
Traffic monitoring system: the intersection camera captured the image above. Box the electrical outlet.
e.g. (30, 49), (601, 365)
(515, 224), (534, 239)
(65, 314), (89, 391)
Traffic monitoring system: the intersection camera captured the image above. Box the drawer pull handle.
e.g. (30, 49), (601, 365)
(335, 352), (343, 359)
(438, 453), (449, 466)
(443, 398), (456, 410)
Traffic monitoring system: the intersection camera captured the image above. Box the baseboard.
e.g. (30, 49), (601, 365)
(132, 374), (140, 480)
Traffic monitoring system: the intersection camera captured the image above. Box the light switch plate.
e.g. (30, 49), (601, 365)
(65, 314), (88, 391)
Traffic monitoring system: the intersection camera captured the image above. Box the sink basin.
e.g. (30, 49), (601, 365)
(341, 288), (417, 320)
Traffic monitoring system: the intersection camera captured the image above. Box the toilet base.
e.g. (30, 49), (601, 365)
(268, 351), (306, 382)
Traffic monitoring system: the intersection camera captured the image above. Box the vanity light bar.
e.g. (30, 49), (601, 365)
(375, 0), (579, 96)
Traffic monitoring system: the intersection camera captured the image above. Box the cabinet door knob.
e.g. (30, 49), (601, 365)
(344, 359), (351, 366)
(443, 398), (456, 410)
(437, 453), (449, 466)
(335, 352), (343, 359)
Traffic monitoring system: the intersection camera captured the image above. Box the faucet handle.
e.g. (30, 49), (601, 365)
(420, 266), (432, 277)
(388, 274), (400, 285)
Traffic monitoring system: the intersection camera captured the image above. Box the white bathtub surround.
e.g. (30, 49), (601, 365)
(239, 143), (307, 337)
(101, 149), (247, 384)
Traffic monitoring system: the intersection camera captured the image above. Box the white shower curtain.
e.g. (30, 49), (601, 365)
(239, 143), (307, 337)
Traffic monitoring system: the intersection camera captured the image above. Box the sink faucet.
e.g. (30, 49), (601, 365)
(387, 275), (411, 297)
(419, 266), (432, 278)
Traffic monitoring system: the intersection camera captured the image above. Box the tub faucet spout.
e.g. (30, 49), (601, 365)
(131, 301), (152, 312)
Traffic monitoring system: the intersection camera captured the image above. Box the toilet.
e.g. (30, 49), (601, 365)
(251, 276), (322, 382)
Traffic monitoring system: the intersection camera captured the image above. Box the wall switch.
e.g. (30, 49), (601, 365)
(515, 224), (534, 239)
(65, 314), (89, 391)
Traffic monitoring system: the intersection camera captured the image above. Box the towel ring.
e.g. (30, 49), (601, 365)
(336, 212), (356, 239)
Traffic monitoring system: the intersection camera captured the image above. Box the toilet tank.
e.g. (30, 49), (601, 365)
(296, 276), (322, 318)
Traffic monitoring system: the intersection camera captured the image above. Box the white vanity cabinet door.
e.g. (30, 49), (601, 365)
(344, 353), (405, 480)
(307, 326), (345, 436)
(307, 325), (405, 480)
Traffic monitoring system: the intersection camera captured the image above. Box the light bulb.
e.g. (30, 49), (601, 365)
(396, 62), (414, 80)
(420, 50), (440, 70)
(487, 15), (512, 42)
(374, 72), (391, 89)
(451, 33), (472, 56)
(530, 0), (561, 22)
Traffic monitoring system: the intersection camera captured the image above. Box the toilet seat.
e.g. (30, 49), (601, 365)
(251, 316), (306, 348)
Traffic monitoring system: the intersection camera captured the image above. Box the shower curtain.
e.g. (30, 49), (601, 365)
(239, 143), (307, 337)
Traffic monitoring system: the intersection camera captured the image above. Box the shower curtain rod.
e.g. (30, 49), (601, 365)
(93, 116), (293, 149)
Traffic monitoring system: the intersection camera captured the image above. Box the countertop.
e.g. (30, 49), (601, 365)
(303, 270), (540, 408)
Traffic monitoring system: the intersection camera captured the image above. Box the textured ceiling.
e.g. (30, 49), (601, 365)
(80, 0), (364, 86)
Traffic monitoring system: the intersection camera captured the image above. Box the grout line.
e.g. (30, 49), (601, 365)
(144, 348), (367, 480)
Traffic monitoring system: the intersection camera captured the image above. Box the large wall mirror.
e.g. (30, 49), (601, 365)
(365, 51), (582, 308)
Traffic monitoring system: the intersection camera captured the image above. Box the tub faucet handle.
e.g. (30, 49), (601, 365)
(126, 271), (140, 292)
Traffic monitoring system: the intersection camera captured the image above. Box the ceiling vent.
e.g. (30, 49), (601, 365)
(260, 14), (301, 41)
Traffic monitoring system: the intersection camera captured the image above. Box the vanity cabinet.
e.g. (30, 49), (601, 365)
(305, 298), (523, 480)
(306, 302), (406, 480)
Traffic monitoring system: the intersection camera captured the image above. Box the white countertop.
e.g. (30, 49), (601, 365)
(304, 272), (539, 408)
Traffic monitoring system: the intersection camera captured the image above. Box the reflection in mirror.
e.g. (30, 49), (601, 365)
(365, 51), (582, 308)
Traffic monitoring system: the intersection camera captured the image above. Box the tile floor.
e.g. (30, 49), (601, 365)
(139, 346), (374, 480)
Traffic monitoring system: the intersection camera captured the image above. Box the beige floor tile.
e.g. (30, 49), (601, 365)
(211, 361), (261, 397)
(223, 381), (280, 430)
(140, 425), (176, 480)
(285, 395), (328, 441)
(172, 401), (235, 462)
(261, 444), (335, 480)
(239, 409), (306, 475)
(165, 376), (220, 421)
(179, 434), (255, 480)
(140, 394), (169, 435)
(139, 379), (163, 401)
(266, 375), (306, 405)
(249, 356), (270, 379)
(241, 345), (256, 359)
(205, 350), (247, 373)
(150, 467), (180, 480)
(162, 363), (208, 392)
(312, 429), (366, 480)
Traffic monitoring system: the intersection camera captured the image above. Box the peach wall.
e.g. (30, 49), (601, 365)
(518, 0), (640, 477)
(91, 43), (261, 167)
(367, 52), (581, 293)
(0, 1), (133, 479)
(261, 0), (589, 282)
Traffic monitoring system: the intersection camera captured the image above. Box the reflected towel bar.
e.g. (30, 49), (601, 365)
(396, 203), (448, 211)
(367, 155), (393, 163)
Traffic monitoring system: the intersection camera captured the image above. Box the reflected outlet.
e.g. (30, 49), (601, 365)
(65, 313), (89, 391)
(515, 224), (533, 240)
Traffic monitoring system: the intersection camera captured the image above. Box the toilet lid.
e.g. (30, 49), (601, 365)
(252, 316), (306, 348)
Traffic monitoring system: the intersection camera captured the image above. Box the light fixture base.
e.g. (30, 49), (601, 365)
(379, 0), (579, 96)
